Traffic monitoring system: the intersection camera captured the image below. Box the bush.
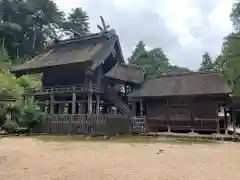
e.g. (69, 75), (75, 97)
(19, 102), (45, 129)
(2, 102), (45, 134)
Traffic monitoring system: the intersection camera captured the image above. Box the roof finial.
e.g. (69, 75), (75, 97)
(97, 16), (110, 33)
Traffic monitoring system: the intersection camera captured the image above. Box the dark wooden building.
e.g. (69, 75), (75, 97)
(10, 22), (234, 135)
(10, 27), (147, 135)
(129, 72), (232, 133)
(12, 30), (141, 115)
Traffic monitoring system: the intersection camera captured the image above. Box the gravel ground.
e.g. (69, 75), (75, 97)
(0, 137), (240, 180)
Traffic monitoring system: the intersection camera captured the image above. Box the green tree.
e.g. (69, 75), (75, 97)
(213, 1), (240, 95)
(168, 65), (191, 74)
(129, 41), (191, 76)
(0, 0), (64, 62)
(128, 41), (147, 64)
(199, 52), (214, 71)
(63, 7), (90, 37)
(231, 2), (240, 31)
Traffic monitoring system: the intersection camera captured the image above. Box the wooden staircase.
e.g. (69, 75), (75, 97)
(104, 85), (133, 115)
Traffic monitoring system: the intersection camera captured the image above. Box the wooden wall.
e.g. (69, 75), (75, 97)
(42, 65), (87, 87)
(145, 96), (222, 132)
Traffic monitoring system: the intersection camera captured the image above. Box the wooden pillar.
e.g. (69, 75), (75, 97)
(31, 95), (35, 104)
(88, 79), (93, 115)
(50, 94), (54, 114)
(95, 66), (101, 116)
(96, 94), (100, 115)
(72, 92), (76, 114)
(124, 84), (127, 96)
(140, 100), (143, 116)
(224, 107), (228, 135)
(216, 104), (220, 133)
(166, 99), (171, 133)
(232, 109), (237, 139)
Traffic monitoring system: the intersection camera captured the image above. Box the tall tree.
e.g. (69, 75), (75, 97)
(199, 52), (214, 71)
(63, 7), (90, 37)
(231, 2), (240, 31)
(0, 0), (64, 63)
(129, 43), (171, 75)
(214, 1), (240, 95)
(128, 41), (147, 64)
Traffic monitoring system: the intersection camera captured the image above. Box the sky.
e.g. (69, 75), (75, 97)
(55, 0), (234, 70)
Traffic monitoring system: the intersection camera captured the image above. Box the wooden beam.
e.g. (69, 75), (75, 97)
(216, 104), (220, 133)
(72, 92), (76, 114)
(166, 99), (171, 133)
(88, 79), (93, 115)
(140, 100), (143, 116)
(232, 109), (237, 139)
(96, 94), (100, 115)
(50, 94), (54, 114)
(224, 108), (228, 135)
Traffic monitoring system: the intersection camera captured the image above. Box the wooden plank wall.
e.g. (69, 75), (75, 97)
(33, 114), (145, 135)
(145, 97), (220, 132)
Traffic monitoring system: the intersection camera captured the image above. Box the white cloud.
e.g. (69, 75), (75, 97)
(54, 0), (234, 70)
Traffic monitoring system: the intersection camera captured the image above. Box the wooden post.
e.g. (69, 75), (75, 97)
(166, 99), (171, 133)
(88, 79), (93, 115)
(72, 92), (76, 114)
(224, 107), (228, 135)
(124, 84), (127, 96)
(140, 100), (143, 116)
(50, 94), (54, 114)
(96, 94), (100, 115)
(216, 104), (220, 133)
(232, 109), (237, 139)
(31, 95), (35, 104)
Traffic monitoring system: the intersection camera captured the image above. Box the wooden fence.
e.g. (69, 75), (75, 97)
(147, 117), (219, 132)
(34, 114), (138, 135)
(131, 116), (146, 133)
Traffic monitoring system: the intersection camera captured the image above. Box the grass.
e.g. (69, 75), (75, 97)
(28, 134), (217, 145)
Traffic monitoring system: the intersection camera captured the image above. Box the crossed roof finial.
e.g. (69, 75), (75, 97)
(97, 16), (110, 33)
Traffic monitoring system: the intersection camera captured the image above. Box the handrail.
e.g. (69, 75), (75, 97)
(24, 84), (104, 94)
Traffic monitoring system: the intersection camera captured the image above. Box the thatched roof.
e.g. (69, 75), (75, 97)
(129, 72), (231, 98)
(105, 63), (145, 84)
(11, 30), (124, 74)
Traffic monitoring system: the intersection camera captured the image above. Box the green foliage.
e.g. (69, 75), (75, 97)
(18, 102), (45, 129)
(2, 101), (45, 132)
(63, 7), (90, 37)
(0, 0), (91, 63)
(129, 41), (190, 76)
(231, 2), (240, 31)
(199, 52), (214, 71)
(213, 2), (240, 95)
(0, 0), (64, 62)
(128, 41), (147, 64)
(168, 65), (191, 74)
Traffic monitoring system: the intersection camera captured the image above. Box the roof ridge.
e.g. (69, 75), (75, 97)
(49, 29), (117, 47)
(155, 71), (222, 78)
(118, 63), (145, 71)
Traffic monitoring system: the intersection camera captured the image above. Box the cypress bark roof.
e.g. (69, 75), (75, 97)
(11, 30), (124, 73)
(129, 72), (231, 98)
(105, 63), (145, 84)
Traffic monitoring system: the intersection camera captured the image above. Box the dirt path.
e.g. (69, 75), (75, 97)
(0, 137), (240, 180)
